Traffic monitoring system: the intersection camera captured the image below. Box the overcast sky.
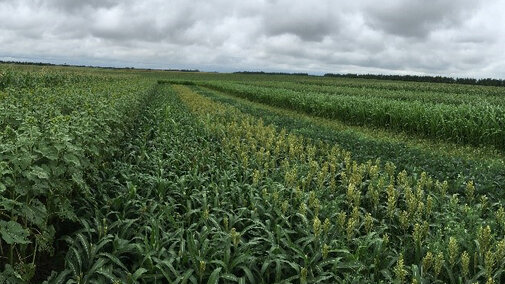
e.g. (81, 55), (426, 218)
(1, 0), (504, 77)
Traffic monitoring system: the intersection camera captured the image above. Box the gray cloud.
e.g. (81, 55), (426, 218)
(261, 0), (338, 41)
(45, 0), (122, 13)
(0, 0), (504, 78)
(364, 0), (479, 38)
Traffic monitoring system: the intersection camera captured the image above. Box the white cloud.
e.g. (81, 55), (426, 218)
(0, 0), (503, 77)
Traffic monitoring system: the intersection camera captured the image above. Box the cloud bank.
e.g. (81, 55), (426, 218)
(0, 0), (503, 77)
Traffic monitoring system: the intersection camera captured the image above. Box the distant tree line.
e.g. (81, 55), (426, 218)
(324, 73), (505, 87)
(0, 60), (199, 72)
(163, 69), (200, 72)
(0, 60), (59, 67)
(234, 71), (309, 76)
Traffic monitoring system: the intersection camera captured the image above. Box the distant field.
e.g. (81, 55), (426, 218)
(1, 63), (505, 283)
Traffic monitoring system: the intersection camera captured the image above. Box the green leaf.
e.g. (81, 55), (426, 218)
(0, 197), (22, 211)
(132, 267), (148, 280)
(0, 264), (25, 283)
(29, 165), (49, 179)
(207, 267), (222, 284)
(63, 153), (81, 167)
(95, 269), (119, 282)
(0, 220), (30, 245)
(36, 144), (58, 161)
(99, 252), (128, 271)
(221, 273), (240, 282)
(21, 199), (48, 228)
(41, 269), (72, 284)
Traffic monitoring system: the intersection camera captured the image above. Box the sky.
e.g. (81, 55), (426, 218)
(0, 0), (504, 78)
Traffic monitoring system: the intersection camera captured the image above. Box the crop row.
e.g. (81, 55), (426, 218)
(285, 76), (505, 98)
(173, 84), (505, 283)
(193, 86), (505, 196)
(0, 70), (151, 281)
(49, 82), (505, 283)
(236, 80), (505, 106)
(190, 80), (505, 149)
(2, 67), (503, 282)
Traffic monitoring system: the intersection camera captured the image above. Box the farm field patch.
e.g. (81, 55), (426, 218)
(1, 65), (505, 283)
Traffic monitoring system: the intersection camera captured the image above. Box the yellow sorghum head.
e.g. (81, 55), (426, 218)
(223, 216), (229, 231)
(347, 183), (356, 205)
(387, 185), (397, 219)
(322, 243), (330, 260)
(449, 194), (459, 208)
(299, 203), (307, 216)
(323, 218), (331, 235)
(415, 185), (424, 200)
(364, 213), (373, 234)
(396, 170), (409, 187)
(382, 233), (389, 247)
(461, 251), (470, 278)
(440, 181), (448, 197)
(313, 198), (321, 217)
(329, 177), (337, 192)
(415, 201), (424, 220)
(309, 160), (319, 176)
(281, 200), (289, 215)
(405, 187), (416, 216)
(385, 162), (396, 180)
(480, 195), (488, 211)
(202, 208), (209, 221)
(317, 163), (328, 189)
(495, 239), (505, 262)
(295, 186), (303, 200)
(300, 267), (308, 281)
(485, 250), (495, 278)
(272, 191), (279, 204)
(308, 191), (316, 208)
(313, 216), (322, 237)
(412, 223), (422, 245)
(337, 211), (346, 232)
(262, 188), (268, 199)
(478, 225), (492, 253)
(351, 206), (359, 221)
(421, 221), (429, 238)
(369, 164), (379, 180)
(434, 252), (444, 277)
(399, 211), (409, 231)
(448, 237), (459, 267)
(252, 169), (261, 186)
(422, 251), (433, 272)
(425, 176), (434, 191)
(394, 253), (406, 283)
(230, 228), (240, 247)
(353, 190), (361, 208)
(419, 172), (428, 187)
(284, 167), (297, 187)
(341, 172), (348, 187)
(346, 217), (357, 241)
(199, 260), (206, 275)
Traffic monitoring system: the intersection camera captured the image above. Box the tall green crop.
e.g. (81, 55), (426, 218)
(0, 68), (150, 282)
(194, 81), (505, 149)
(2, 64), (504, 283)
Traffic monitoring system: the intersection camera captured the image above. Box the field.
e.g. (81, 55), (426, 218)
(1, 64), (505, 283)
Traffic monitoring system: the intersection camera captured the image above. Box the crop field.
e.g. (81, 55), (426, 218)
(1, 64), (505, 283)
